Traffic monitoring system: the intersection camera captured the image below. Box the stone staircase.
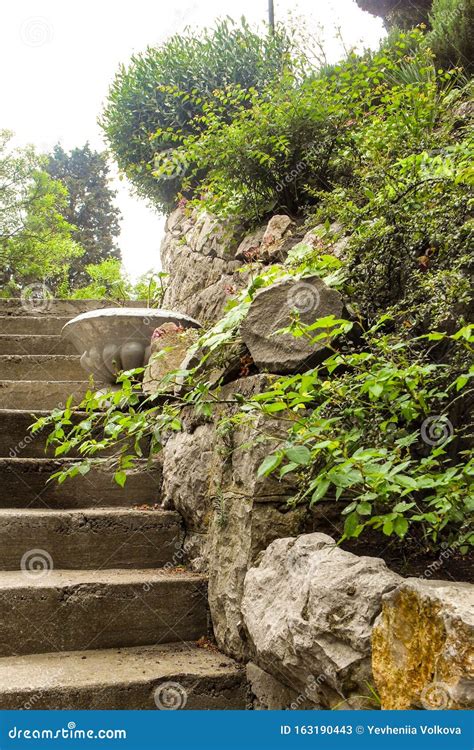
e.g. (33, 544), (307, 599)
(0, 300), (246, 709)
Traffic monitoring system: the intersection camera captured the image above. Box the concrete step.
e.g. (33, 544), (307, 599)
(0, 355), (82, 381)
(0, 458), (161, 508)
(0, 334), (76, 356)
(0, 508), (182, 570)
(0, 299), (148, 316)
(0, 410), (150, 459)
(0, 569), (208, 656)
(0, 316), (71, 335)
(0, 380), (90, 410)
(0, 642), (247, 709)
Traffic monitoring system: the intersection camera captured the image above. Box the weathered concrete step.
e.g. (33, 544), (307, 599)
(0, 355), (82, 381)
(0, 508), (182, 570)
(0, 569), (208, 656)
(0, 458), (161, 508)
(0, 334), (76, 356)
(0, 316), (71, 335)
(0, 410), (150, 459)
(0, 299), (147, 316)
(0, 380), (90, 410)
(0, 642), (247, 709)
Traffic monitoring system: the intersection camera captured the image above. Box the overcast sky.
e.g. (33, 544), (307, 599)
(1, 0), (384, 280)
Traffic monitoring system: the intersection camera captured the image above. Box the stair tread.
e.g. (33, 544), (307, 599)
(0, 568), (203, 589)
(0, 507), (175, 517)
(0, 641), (241, 692)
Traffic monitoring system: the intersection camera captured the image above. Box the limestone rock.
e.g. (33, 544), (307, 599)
(208, 496), (309, 661)
(260, 215), (295, 261)
(235, 226), (266, 261)
(161, 208), (247, 325)
(240, 276), (343, 373)
(143, 323), (200, 395)
(242, 533), (400, 707)
(372, 578), (474, 710)
(247, 662), (322, 710)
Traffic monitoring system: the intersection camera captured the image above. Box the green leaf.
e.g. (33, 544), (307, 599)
(344, 512), (360, 538)
(114, 470), (127, 487)
(285, 446), (312, 465)
(257, 453), (282, 477)
(311, 480), (330, 504)
(393, 516), (409, 538)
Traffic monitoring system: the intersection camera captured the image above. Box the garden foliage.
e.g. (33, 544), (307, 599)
(37, 21), (473, 557)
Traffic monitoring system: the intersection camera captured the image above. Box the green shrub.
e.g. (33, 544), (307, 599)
(427, 0), (474, 73)
(101, 19), (291, 212)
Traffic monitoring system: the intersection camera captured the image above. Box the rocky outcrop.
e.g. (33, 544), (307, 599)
(240, 276), (343, 373)
(161, 208), (247, 325)
(161, 375), (311, 657)
(372, 578), (474, 710)
(242, 533), (401, 708)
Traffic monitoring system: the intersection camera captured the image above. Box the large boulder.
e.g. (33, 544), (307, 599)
(372, 578), (474, 709)
(242, 533), (401, 707)
(240, 276), (343, 373)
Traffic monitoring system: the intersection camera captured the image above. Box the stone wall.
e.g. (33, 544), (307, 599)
(155, 208), (474, 711)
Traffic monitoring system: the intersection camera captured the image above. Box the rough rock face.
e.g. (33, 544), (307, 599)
(160, 208), (247, 325)
(247, 662), (322, 710)
(242, 533), (401, 707)
(240, 276), (344, 373)
(143, 324), (199, 395)
(372, 578), (474, 710)
(160, 375), (311, 657)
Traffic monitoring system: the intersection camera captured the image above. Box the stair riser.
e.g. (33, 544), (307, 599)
(0, 357), (82, 382)
(0, 411), (150, 459)
(0, 381), (89, 411)
(0, 579), (208, 655)
(0, 675), (247, 710)
(0, 318), (71, 335)
(0, 512), (182, 570)
(0, 461), (161, 508)
(0, 336), (76, 356)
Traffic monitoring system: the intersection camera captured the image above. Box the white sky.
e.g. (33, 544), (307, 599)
(1, 0), (384, 281)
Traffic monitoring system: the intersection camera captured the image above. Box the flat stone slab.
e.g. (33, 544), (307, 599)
(0, 569), (209, 656)
(0, 508), (182, 569)
(0, 317), (71, 335)
(0, 642), (247, 709)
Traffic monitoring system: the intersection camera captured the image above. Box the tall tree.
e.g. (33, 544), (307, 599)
(0, 130), (82, 296)
(46, 143), (122, 285)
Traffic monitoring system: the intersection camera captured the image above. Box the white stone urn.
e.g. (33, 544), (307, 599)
(62, 307), (201, 384)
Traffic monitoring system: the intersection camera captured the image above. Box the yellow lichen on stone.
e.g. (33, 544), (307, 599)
(372, 579), (474, 710)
